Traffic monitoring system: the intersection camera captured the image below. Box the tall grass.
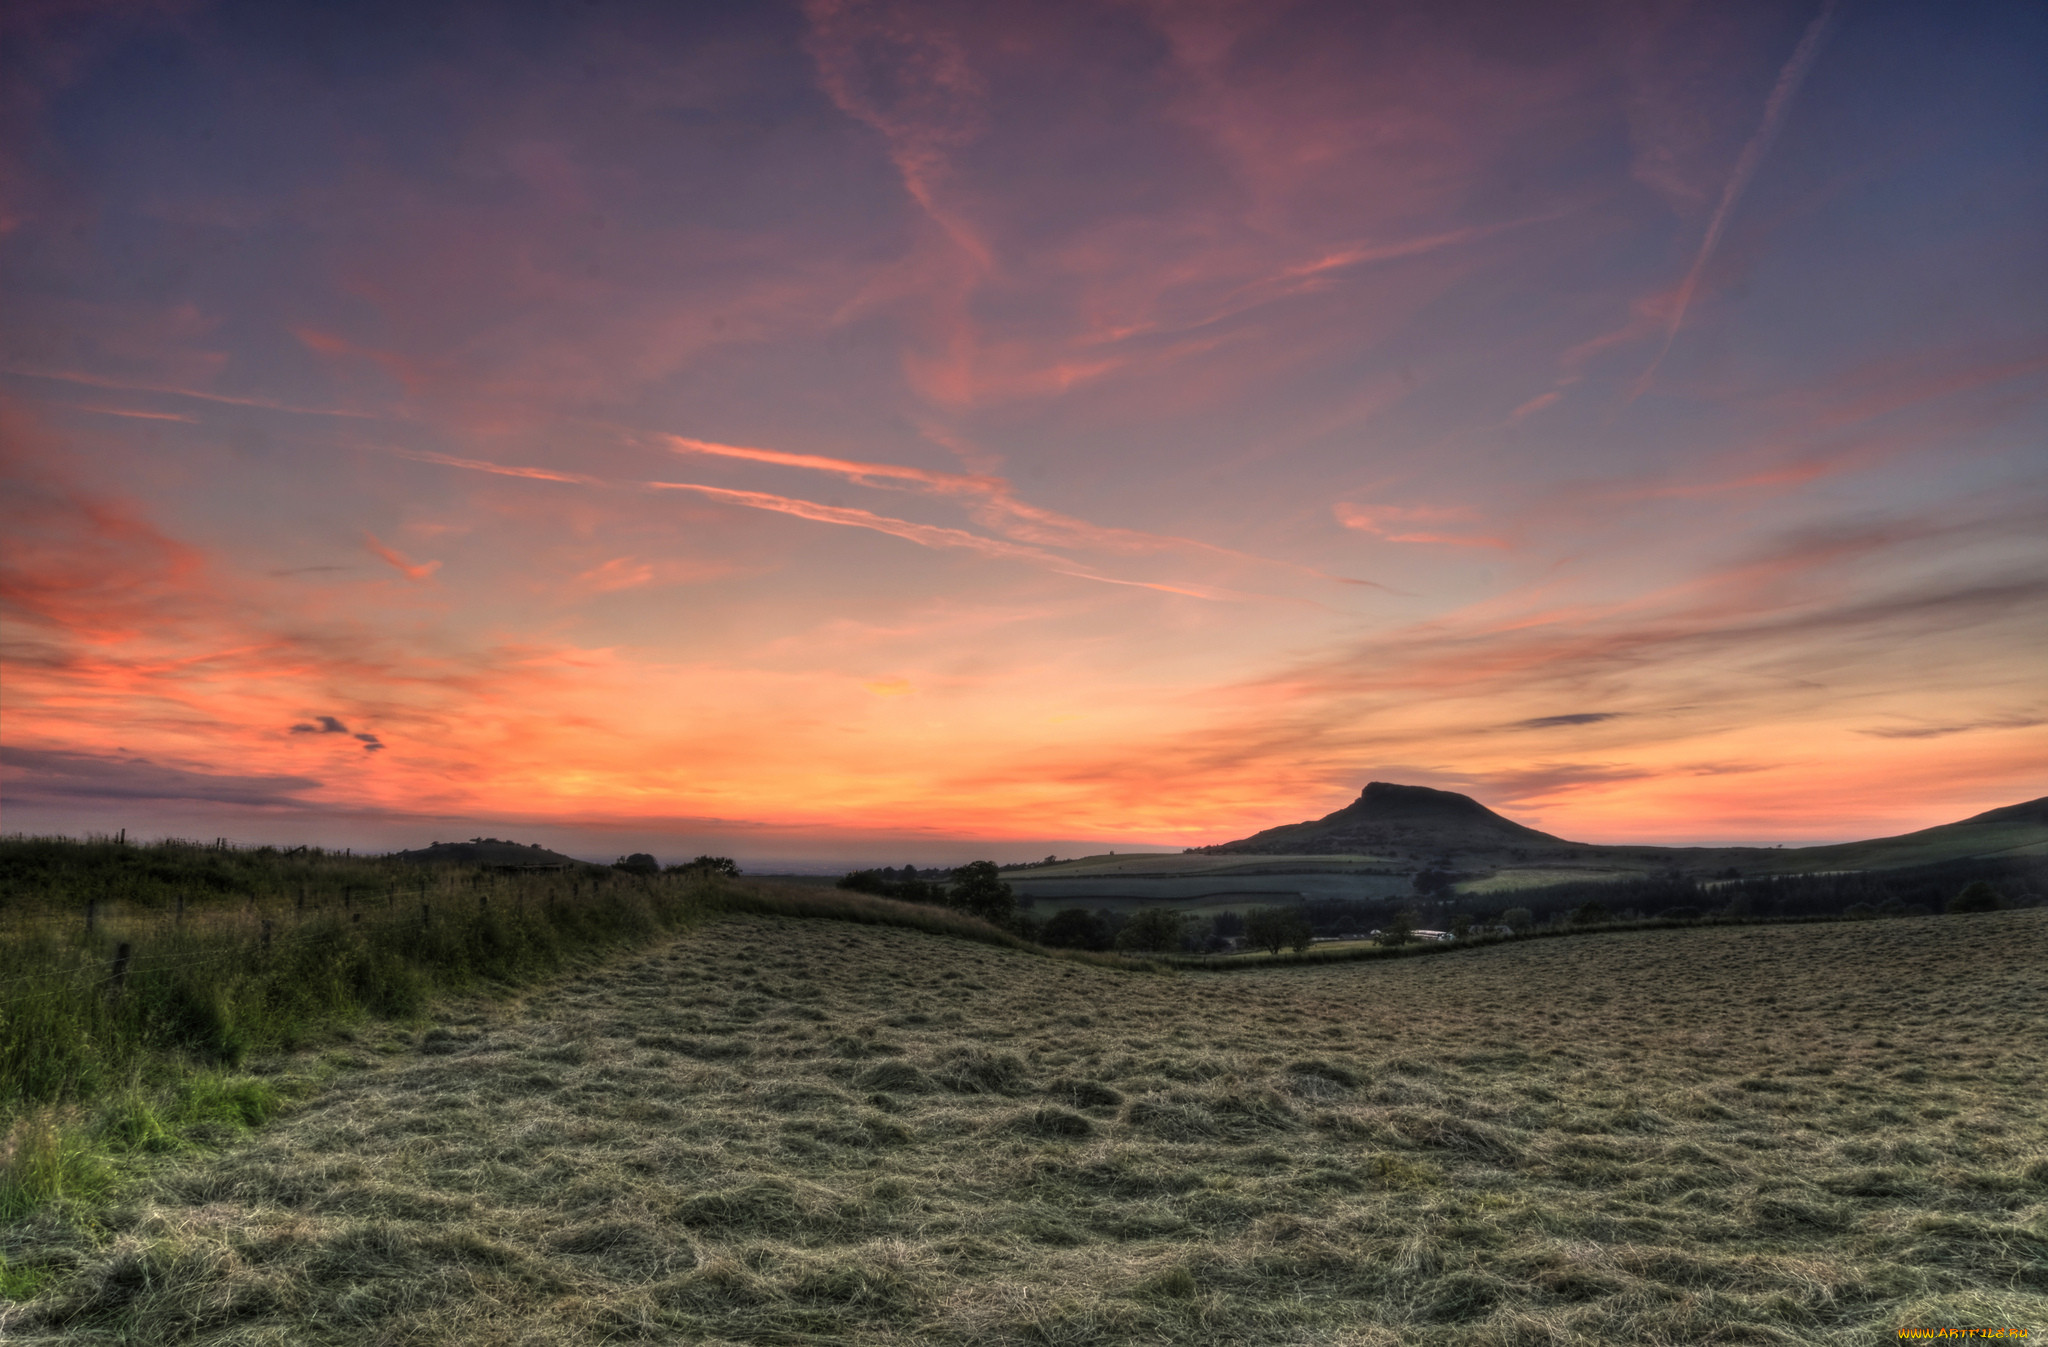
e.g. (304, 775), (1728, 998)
(0, 843), (715, 1111)
(0, 836), (724, 1216)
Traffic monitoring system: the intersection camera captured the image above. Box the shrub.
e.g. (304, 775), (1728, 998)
(1843, 903), (1877, 920)
(1501, 907), (1533, 932)
(613, 853), (660, 875)
(1570, 901), (1611, 925)
(1377, 911), (1416, 947)
(1659, 906), (1702, 921)
(669, 855), (739, 877)
(1040, 908), (1109, 951)
(1948, 881), (2001, 914)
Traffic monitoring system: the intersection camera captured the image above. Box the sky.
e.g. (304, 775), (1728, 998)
(2, 0), (2044, 867)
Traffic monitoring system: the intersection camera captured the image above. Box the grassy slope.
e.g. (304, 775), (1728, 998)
(4, 909), (2042, 1344)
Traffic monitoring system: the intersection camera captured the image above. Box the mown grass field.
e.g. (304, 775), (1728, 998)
(3, 905), (2043, 1344)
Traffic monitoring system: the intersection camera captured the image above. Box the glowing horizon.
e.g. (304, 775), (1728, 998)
(3, 1), (2044, 865)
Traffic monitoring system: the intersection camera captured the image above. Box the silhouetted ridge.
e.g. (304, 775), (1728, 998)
(1954, 796), (2048, 828)
(392, 839), (583, 867)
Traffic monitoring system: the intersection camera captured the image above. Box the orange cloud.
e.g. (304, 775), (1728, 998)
(363, 534), (440, 582)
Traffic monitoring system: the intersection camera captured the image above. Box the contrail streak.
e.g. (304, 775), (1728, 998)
(1631, 0), (1842, 403)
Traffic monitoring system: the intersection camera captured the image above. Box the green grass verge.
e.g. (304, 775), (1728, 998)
(0, 838), (731, 1222)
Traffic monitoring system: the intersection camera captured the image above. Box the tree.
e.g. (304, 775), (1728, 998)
(669, 855), (738, 877)
(1115, 907), (1183, 953)
(836, 869), (892, 895)
(613, 853), (659, 876)
(1502, 907), (1533, 932)
(1243, 906), (1314, 955)
(947, 860), (1014, 925)
(1041, 907), (1109, 950)
(1450, 913), (1472, 939)
(1570, 901), (1610, 926)
(1948, 881), (2002, 914)
(1413, 868), (1453, 897)
(1377, 910), (1416, 947)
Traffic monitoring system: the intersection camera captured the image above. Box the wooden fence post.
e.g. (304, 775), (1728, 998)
(109, 942), (132, 999)
(261, 919), (272, 952)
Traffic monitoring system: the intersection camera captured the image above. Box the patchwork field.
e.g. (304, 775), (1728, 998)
(5, 909), (2044, 1344)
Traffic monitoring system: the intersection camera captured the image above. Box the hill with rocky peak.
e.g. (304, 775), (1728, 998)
(1205, 782), (1581, 858)
(1201, 782), (2048, 875)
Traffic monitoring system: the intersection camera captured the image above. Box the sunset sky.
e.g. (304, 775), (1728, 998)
(3, 0), (2044, 866)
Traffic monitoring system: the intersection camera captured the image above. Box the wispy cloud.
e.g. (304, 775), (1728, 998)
(1631, 0), (1842, 401)
(1334, 502), (1507, 549)
(391, 447), (605, 486)
(1516, 713), (1625, 730)
(658, 431), (1365, 581)
(1858, 716), (2044, 740)
(59, 404), (198, 423)
(363, 534), (439, 582)
(1, 367), (381, 419)
(645, 479), (1249, 601)
(0, 746), (325, 808)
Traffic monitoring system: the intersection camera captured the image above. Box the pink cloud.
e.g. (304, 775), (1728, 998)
(1334, 502), (1507, 549)
(363, 534), (439, 582)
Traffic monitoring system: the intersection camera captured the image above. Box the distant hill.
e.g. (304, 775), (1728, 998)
(1210, 782), (1577, 857)
(1201, 781), (2048, 876)
(390, 839), (584, 867)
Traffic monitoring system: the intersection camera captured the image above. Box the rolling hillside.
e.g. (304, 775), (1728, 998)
(1006, 784), (2048, 905)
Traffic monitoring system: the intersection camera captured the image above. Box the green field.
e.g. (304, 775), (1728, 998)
(3, 896), (2041, 1343)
